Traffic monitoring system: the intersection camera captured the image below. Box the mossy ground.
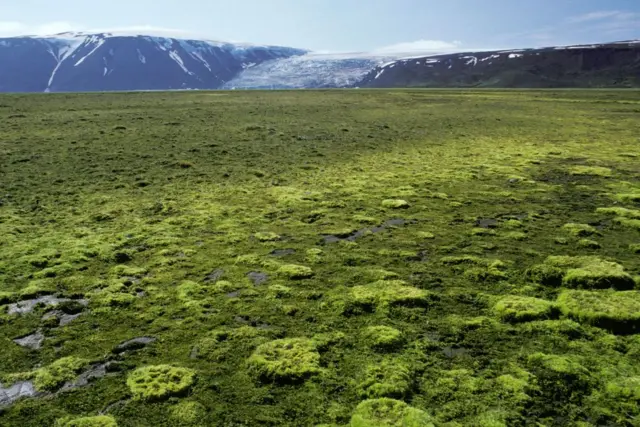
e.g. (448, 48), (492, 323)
(1, 89), (640, 426)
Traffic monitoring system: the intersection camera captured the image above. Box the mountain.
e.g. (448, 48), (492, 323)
(358, 41), (640, 88)
(1, 34), (639, 92)
(0, 32), (306, 92)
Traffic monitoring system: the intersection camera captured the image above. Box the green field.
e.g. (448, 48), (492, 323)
(1, 89), (640, 426)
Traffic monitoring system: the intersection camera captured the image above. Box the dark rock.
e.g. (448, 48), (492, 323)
(269, 249), (296, 257)
(113, 337), (157, 354)
(13, 331), (45, 350)
(8, 296), (88, 315)
(0, 381), (38, 406)
(475, 218), (498, 229)
(60, 363), (112, 391)
(247, 271), (269, 286)
(113, 252), (132, 263)
(204, 269), (225, 283)
(323, 218), (416, 244)
(226, 291), (241, 298)
(442, 346), (469, 358)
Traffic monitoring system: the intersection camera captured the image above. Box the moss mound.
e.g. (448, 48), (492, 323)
(527, 352), (593, 403)
(247, 338), (321, 384)
(277, 264), (314, 280)
(563, 223), (597, 237)
(358, 359), (412, 399)
(568, 165), (612, 177)
(34, 356), (89, 391)
(493, 296), (557, 323)
(613, 217), (640, 230)
(596, 207), (640, 219)
(556, 290), (640, 334)
(577, 239), (601, 249)
(630, 243), (640, 254)
(362, 326), (404, 351)
(381, 199), (410, 209)
(55, 416), (118, 427)
(526, 256), (634, 290)
(127, 365), (196, 401)
(168, 401), (207, 426)
(254, 232), (280, 242)
(350, 398), (434, 427)
(343, 281), (433, 315)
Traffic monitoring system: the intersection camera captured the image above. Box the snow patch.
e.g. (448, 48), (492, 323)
(168, 50), (193, 75)
(137, 49), (146, 64)
(462, 56), (478, 66)
(481, 54), (500, 62)
(375, 68), (385, 79)
(508, 53), (523, 59)
(74, 37), (106, 66)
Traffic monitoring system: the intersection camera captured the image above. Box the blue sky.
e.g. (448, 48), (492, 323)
(0, 0), (638, 52)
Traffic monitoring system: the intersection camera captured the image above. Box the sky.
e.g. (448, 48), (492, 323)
(0, 0), (639, 52)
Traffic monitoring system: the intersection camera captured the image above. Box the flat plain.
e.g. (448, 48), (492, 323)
(1, 89), (640, 426)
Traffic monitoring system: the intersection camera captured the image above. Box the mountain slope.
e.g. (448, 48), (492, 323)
(358, 41), (640, 88)
(0, 32), (306, 92)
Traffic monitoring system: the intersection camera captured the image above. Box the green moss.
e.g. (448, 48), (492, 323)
(127, 365), (196, 401)
(630, 244), (640, 254)
(577, 239), (601, 249)
(343, 281), (433, 314)
(503, 219), (524, 229)
(557, 290), (640, 333)
(55, 415), (118, 427)
(19, 279), (56, 298)
(305, 248), (323, 263)
(596, 207), (640, 219)
(168, 401), (207, 426)
(527, 352), (593, 402)
(568, 165), (612, 177)
(111, 265), (148, 277)
(350, 398), (434, 427)
(381, 199), (410, 209)
(494, 296), (557, 323)
(471, 228), (496, 236)
(254, 232), (281, 242)
(416, 231), (435, 239)
(0, 291), (16, 304)
(268, 284), (292, 298)
(613, 217), (640, 230)
(527, 256), (634, 290)
(247, 338), (321, 383)
(358, 359), (412, 399)
(502, 231), (528, 241)
(362, 326), (404, 351)
(34, 356), (88, 391)
(34, 263), (74, 279)
(614, 193), (640, 204)
(277, 264), (314, 280)
(554, 237), (569, 245)
(312, 331), (346, 351)
(563, 223), (597, 237)
(441, 255), (484, 265)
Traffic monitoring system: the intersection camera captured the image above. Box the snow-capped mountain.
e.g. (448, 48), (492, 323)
(1, 34), (639, 92)
(0, 32), (307, 92)
(358, 40), (640, 88)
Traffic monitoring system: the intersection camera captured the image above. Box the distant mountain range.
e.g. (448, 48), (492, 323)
(0, 33), (638, 92)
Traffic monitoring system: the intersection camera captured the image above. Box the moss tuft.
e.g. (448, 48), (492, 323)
(343, 281), (433, 315)
(362, 326), (404, 351)
(527, 352), (593, 402)
(381, 199), (410, 209)
(127, 365), (196, 401)
(557, 290), (640, 334)
(168, 401), (207, 426)
(247, 338), (321, 383)
(527, 256), (634, 290)
(568, 165), (612, 177)
(630, 243), (640, 254)
(358, 359), (412, 399)
(578, 239), (601, 249)
(416, 231), (435, 239)
(254, 232), (281, 242)
(613, 217), (640, 230)
(55, 415), (118, 427)
(563, 223), (597, 237)
(34, 356), (89, 391)
(350, 398), (434, 427)
(277, 264), (314, 280)
(493, 296), (557, 323)
(596, 207), (640, 219)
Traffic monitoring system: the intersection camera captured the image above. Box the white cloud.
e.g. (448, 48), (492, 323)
(0, 21), (78, 37)
(373, 39), (462, 55)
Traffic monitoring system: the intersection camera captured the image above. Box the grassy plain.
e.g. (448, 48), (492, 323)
(1, 89), (640, 426)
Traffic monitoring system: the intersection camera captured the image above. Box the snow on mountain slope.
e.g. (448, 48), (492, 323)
(0, 32), (307, 92)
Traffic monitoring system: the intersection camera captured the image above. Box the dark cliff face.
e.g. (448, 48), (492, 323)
(358, 41), (640, 88)
(0, 33), (306, 92)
